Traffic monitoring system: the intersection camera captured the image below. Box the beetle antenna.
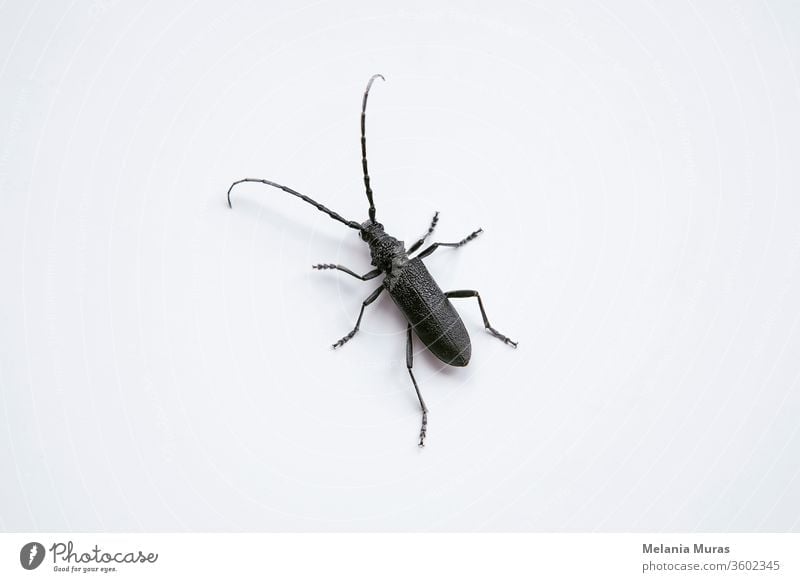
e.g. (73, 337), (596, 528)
(361, 74), (384, 224)
(227, 178), (362, 230)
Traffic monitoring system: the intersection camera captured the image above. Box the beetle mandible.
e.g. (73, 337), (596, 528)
(227, 74), (518, 447)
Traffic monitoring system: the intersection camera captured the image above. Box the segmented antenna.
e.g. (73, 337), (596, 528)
(227, 178), (361, 230)
(361, 74), (384, 224)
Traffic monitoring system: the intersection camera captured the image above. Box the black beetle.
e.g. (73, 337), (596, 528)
(227, 74), (517, 446)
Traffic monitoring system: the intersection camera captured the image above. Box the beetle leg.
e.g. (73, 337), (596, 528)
(407, 211), (440, 254)
(445, 290), (518, 348)
(415, 228), (483, 259)
(332, 286), (385, 349)
(406, 324), (429, 447)
(312, 264), (382, 281)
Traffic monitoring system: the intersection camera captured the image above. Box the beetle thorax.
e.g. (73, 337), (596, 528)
(360, 221), (408, 272)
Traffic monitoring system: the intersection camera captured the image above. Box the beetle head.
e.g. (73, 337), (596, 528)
(359, 220), (385, 243)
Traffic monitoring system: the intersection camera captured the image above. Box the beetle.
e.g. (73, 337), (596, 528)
(227, 74), (517, 446)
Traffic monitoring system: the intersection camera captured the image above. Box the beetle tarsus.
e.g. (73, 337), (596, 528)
(331, 286), (385, 349)
(332, 329), (357, 349)
(416, 227), (484, 259)
(418, 411), (428, 447)
(408, 212), (441, 254)
(461, 228), (483, 245)
(488, 327), (518, 348)
(313, 263), (383, 281)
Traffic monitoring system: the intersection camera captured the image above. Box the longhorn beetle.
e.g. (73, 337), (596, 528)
(227, 74), (517, 446)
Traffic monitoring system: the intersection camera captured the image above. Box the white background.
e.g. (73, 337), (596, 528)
(1, 0), (800, 531)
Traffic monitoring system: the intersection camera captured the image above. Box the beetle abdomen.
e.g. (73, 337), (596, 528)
(386, 258), (471, 366)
